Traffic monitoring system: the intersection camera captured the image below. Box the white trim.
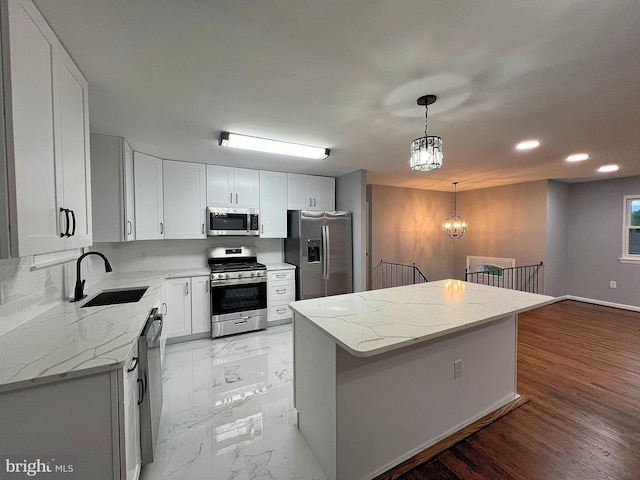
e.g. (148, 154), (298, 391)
(622, 194), (640, 258)
(561, 295), (640, 313)
(619, 257), (640, 264)
(30, 249), (81, 271)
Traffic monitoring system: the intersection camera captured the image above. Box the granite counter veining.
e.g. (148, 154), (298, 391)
(0, 268), (210, 393)
(289, 280), (556, 357)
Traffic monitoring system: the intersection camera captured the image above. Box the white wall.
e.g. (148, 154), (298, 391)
(95, 237), (283, 272)
(336, 170), (366, 292)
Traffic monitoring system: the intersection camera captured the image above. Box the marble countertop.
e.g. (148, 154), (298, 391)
(264, 262), (296, 271)
(289, 280), (556, 357)
(0, 268), (209, 393)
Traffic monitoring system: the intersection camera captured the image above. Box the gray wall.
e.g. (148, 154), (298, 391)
(544, 180), (570, 297)
(454, 181), (548, 281)
(568, 175), (640, 306)
(336, 170), (367, 292)
(368, 184), (453, 286)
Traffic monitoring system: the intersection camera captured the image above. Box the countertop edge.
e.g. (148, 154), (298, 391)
(290, 293), (559, 358)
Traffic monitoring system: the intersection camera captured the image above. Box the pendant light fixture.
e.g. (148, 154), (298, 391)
(410, 94), (443, 171)
(444, 182), (467, 239)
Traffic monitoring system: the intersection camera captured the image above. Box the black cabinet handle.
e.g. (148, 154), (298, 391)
(137, 378), (144, 405)
(69, 209), (76, 236)
(127, 220), (132, 235)
(59, 208), (70, 237)
(160, 222), (164, 234)
(127, 356), (139, 373)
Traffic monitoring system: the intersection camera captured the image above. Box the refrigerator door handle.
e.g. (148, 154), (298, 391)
(321, 225), (328, 280)
(325, 224), (331, 280)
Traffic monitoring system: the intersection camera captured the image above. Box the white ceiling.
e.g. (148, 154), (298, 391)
(34, 0), (640, 192)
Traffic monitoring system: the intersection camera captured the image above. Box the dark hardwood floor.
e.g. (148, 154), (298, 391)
(399, 300), (640, 480)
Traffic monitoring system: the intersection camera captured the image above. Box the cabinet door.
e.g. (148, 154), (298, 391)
(287, 173), (314, 210)
(259, 171), (287, 238)
(206, 165), (234, 207)
(190, 276), (211, 335)
(134, 152), (164, 240)
(123, 140), (135, 241)
(233, 168), (260, 208)
(164, 278), (192, 338)
(313, 176), (335, 211)
(56, 46), (92, 249)
(6, 0), (65, 255)
(123, 349), (141, 480)
(163, 160), (206, 239)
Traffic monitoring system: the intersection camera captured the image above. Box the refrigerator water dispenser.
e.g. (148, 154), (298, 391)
(307, 238), (321, 262)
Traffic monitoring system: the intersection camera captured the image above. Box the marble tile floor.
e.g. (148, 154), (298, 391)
(140, 325), (328, 480)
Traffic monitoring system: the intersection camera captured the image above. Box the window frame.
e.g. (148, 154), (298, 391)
(620, 194), (640, 264)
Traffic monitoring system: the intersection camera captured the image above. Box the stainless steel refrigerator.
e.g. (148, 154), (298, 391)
(285, 210), (353, 300)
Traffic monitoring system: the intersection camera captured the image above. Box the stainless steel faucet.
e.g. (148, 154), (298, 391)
(72, 251), (113, 302)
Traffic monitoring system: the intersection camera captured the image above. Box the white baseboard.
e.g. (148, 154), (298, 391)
(558, 295), (640, 313)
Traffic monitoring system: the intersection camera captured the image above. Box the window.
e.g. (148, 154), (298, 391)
(621, 195), (640, 263)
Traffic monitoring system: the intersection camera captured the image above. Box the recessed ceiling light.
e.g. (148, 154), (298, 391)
(598, 164), (619, 173)
(515, 140), (540, 150)
(566, 153), (589, 162)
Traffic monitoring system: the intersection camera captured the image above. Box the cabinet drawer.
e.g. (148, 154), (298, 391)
(267, 270), (294, 282)
(268, 303), (293, 322)
(268, 282), (295, 301)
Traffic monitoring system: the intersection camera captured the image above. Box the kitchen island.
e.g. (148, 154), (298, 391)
(289, 280), (555, 480)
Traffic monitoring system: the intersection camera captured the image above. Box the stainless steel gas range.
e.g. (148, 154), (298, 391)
(208, 246), (267, 338)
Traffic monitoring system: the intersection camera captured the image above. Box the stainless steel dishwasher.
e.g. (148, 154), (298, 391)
(138, 307), (163, 464)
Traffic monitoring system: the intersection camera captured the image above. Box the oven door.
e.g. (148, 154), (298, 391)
(210, 277), (267, 321)
(207, 207), (251, 236)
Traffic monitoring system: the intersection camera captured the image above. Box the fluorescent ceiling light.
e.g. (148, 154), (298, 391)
(515, 139), (540, 150)
(218, 132), (330, 159)
(598, 164), (619, 173)
(566, 153), (589, 162)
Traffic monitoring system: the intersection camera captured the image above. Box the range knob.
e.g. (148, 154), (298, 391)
(255, 271), (262, 277)
(250, 272), (255, 277)
(238, 272), (243, 278)
(217, 273), (224, 279)
(225, 273), (230, 279)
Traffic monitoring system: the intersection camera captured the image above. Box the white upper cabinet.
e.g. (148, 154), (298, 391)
(91, 134), (135, 242)
(133, 152), (164, 240)
(259, 171), (287, 238)
(162, 160), (206, 239)
(287, 173), (335, 211)
(2, 0), (92, 256)
(206, 166), (259, 208)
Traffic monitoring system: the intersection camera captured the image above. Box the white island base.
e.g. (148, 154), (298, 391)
(290, 281), (554, 480)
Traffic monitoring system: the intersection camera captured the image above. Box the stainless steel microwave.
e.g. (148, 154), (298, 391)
(207, 207), (260, 236)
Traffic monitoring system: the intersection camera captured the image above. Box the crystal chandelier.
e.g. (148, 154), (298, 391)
(410, 94), (443, 171)
(444, 182), (467, 239)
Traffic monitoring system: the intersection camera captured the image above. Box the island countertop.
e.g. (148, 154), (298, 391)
(289, 279), (555, 357)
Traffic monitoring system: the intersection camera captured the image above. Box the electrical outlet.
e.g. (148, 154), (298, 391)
(141, 252), (148, 260)
(609, 281), (617, 289)
(454, 359), (463, 379)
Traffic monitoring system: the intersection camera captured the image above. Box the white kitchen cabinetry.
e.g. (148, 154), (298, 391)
(267, 268), (295, 325)
(90, 134), (136, 242)
(164, 276), (211, 341)
(1, 0), (92, 257)
(0, 349), (141, 479)
(134, 152), (164, 240)
(163, 160), (206, 239)
(287, 173), (335, 211)
(259, 171), (287, 238)
(206, 165), (260, 209)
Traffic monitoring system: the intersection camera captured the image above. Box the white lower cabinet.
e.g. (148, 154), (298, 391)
(267, 269), (295, 325)
(0, 347), (142, 479)
(122, 341), (142, 480)
(164, 276), (211, 341)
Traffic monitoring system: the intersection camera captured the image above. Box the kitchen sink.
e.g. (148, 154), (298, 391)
(81, 287), (149, 308)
